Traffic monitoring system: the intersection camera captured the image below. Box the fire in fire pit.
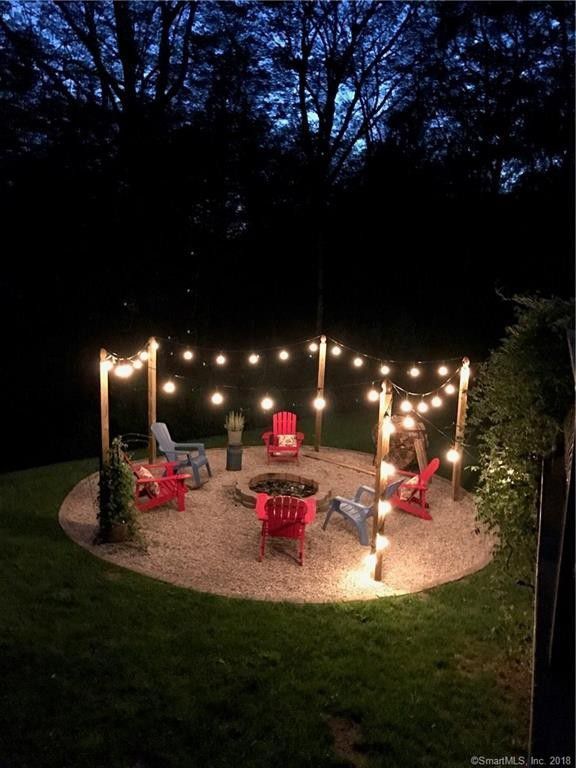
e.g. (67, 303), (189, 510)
(249, 473), (318, 498)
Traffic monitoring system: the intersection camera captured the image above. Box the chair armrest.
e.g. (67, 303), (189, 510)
(332, 497), (373, 514)
(296, 432), (305, 442)
(262, 431), (273, 445)
(396, 469), (417, 478)
(173, 442), (205, 453)
(137, 473), (191, 486)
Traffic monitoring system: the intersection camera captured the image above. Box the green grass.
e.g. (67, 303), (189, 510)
(0, 424), (532, 768)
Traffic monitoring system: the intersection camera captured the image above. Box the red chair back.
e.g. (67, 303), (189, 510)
(419, 458), (440, 486)
(272, 411), (297, 436)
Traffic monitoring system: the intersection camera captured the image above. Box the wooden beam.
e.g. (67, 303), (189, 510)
(451, 358), (470, 501)
(99, 348), (110, 466)
(314, 335), (327, 452)
(148, 337), (157, 463)
(371, 380), (393, 580)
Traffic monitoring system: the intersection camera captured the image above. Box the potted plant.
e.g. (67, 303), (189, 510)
(97, 437), (138, 543)
(225, 410), (245, 446)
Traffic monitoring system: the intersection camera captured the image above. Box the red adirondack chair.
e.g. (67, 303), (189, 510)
(261, 411), (304, 463)
(388, 458), (440, 520)
(127, 457), (191, 513)
(256, 493), (316, 565)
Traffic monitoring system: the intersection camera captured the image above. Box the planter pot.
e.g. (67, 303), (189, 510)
(227, 430), (243, 446)
(106, 522), (130, 543)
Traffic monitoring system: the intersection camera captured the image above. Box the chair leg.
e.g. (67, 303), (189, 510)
(191, 463), (201, 488)
(259, 525), (266, 561)
(298, 535), (304, 566)
(357, 519), (370, 547)
(322, 505), (335, 531)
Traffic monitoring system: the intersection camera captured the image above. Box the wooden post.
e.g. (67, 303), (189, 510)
(148, 337), (157, 463)
(371, 380), (393, 581)
(314, 335), (327, 452)
(452, 358), (470, 501)
(99, 348), (110, 466)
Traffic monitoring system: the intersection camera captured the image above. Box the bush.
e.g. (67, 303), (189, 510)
(97, 437), (138, 540)
(470, 295), (574, 578)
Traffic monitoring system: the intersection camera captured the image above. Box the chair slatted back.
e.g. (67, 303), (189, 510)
(272, 411), (297, 436)
(151, 422), (175, 453)
(418, 458), (440, 486)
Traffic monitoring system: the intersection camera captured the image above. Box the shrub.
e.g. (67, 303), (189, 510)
(97, 437), (138, 540)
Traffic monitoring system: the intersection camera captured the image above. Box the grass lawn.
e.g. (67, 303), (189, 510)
(0, 420), (532, 768)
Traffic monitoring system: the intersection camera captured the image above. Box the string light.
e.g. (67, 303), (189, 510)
(438, 365), (448, 376)
(367, 388), (379, 402)
(248, 353), (260, 365)
(445, 383), (456, 395)
(278, 350), (289, 361)
(138, 351), (149, 362)
(115, 364), (134, 379)
(331, 346), (342, 356)
(400, 399), (412, 412)
(378, 500), (392, 516)
(162, 380), (176, 394)
(431, 395), (442, 408)
(409, 366), (420, 378)
(102, 360), (114, 372)
(381, 461), (396, 477)
(216, 354), (226, 366)
(211, 391), (224, 405)
(376, 533), (390, 550)
(261, 396), (274, 411)
(417, 401), (429, 414)
(313, 396), (326, 410)
(383, 420), (396, 436)
(150, 340), (159, 351)
(132, 359), (143, 370)
(402, 415), (415, 429)
(183, 350), (194, 361)
(380, 364), (390, 375)
(353, 357), (364, 368)
(308, 342), (318, 353)
(446, 448), (460, 463)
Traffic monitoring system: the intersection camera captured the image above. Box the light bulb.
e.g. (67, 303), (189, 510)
(409, 366), (420, 377)
(381, 461), (396, 477)
(438, 365), (448, 376)
(261, 396), (274, 411)
(102, 360), (114, 372)
(403, 415), (415, 429)
(138, 351), (149, 362)
(367, 388), (379, 402)
(162, 381), (175, 394)
(417, 401), (429, 414)
(115, 364), (134, 379)
(183, 350), (194, 361)
(353, 357), (363, 368)
(445, 383), (456, 395)
(211, 392), (224, 405)
(279, 350), (289, 361)
(132, 359), (143, 370)
(447, 448), (460, 463)
(216, 354), (226, 366)
(400, 399), (412, 412)
(248, 353), (260, 365)
(380, 365), (390, 375)
(376, 533), (390, 551)
(431, 396), (442, 408)
(150, 340), (159, 351)
(313, 396), (326, 410)
(378, 500), (392, 516)
(308, 342), (318, 352)
(331, 346), (341, 356)
(383, 420), (396, 436)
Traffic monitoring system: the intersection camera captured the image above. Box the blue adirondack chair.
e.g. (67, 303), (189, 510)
(151, 422), (212, 488)
(322, 479), (404, 546)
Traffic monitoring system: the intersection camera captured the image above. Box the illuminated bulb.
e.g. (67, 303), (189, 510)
(261, 396), (274, 411)
(409, 366), (420, 377)
(447, 448), (460, 463)
(380, 365), (390, 375)
(183, 350), (194, 361)
(150, 340), (159, 351)
(331, 346), (342, 356)
(438, 365), (449, 376)
(313, 396), (326, 410)
(400, 399), (412, 413)
(132, 359), (143, 370)
(367, 389), (379, 402)
(383, 420), (396, 436)
(279, 350), (289, 361)
(353, 357), (363, 368)
(138, 351), (149, 362)
(431, 396), (442, 408)
(403, 415), (416, 429)
(211, 392), (224, 405)
(381, 461), (396, 477)
(308, 342), (318, 352)
(417, 401), (429, 414)
(378, 500), (392, 516)
(445, 383), (456, 395)
(115, 364), (134, 379)
(376, 534), (390, 551)
(248, 353), (260, 365)
(162, 381), (176, 394)
(102, 360), (114, 372)
(216, 354), (226, 366)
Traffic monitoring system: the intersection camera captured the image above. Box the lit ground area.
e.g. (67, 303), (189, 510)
(59, 446), (494, 602)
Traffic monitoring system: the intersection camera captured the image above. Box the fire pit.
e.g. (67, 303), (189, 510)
(234, 472), (331, 512)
